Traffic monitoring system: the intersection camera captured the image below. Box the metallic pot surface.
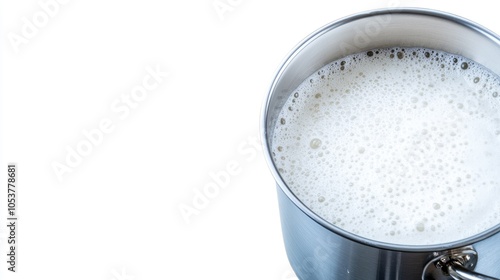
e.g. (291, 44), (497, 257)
(262, 8), (500, 280)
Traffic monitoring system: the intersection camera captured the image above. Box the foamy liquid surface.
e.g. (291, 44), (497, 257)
(272, 48), (500, 245)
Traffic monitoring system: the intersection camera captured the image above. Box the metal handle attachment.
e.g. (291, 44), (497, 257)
(445, 260), (500, 280)
(422, 248), (500, 280)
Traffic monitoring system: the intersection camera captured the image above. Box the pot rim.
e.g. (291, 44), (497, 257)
(261, 7), (500, 253)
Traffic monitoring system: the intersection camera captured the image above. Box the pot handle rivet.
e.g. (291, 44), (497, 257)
(422, 248), (500, 280)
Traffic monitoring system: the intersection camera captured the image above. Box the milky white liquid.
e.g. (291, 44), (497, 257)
(272, 48), (500, 245)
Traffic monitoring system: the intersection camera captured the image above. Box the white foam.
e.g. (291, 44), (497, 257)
(272, 48), (500, 245)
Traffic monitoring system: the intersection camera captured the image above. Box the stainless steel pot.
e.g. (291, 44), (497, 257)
(262, 8), (500, 280)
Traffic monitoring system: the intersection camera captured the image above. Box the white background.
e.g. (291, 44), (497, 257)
(0, 1), (499, 279)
